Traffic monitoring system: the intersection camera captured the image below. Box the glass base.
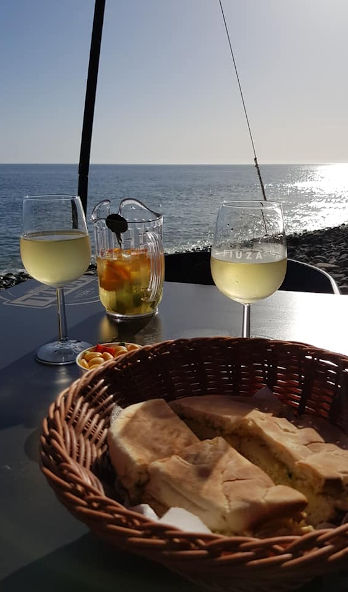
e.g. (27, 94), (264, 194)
(106, 308), (158, 321)
(36, 339), (93, 366)
(251, 334), (273, 339)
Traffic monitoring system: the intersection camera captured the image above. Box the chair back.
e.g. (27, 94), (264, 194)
(164, 252), (340, 294)
(281, 259), (340, 294)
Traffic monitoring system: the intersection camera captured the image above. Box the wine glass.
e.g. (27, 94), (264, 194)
(20, 194), (92, 365)
(210, 201), (287, 338)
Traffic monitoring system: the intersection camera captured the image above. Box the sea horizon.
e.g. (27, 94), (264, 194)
(1, 162), (347, 166)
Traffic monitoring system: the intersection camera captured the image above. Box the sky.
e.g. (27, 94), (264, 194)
(1, 0), (348, 165)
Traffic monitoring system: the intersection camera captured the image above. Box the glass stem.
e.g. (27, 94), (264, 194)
(242, 303), (251, 338)
(56, 287), (68, 342)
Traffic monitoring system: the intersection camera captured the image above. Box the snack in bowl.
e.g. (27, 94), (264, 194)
(76, 341), (141, 371)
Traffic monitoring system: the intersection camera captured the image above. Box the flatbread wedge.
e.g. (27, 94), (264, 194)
(170, 395), (348, 525)
(145, 436), (307, 535)
(108, 398), (199, 501)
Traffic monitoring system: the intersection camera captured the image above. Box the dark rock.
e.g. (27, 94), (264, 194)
(316, 263), (339, 270)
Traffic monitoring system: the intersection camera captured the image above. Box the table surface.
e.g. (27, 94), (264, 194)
(1, 276), (348, 592)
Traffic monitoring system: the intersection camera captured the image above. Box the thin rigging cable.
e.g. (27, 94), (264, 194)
(218, 0), (267, 200)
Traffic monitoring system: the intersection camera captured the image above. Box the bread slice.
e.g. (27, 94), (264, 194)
(107, 398), (199, 501)
(145, 437), (307, 536)
(170, 395), (348, 525)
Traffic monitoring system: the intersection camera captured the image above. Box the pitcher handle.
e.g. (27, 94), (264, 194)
(146, 230), (164, 301)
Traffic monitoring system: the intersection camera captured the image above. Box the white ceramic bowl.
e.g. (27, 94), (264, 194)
(76, 341), (142, 373)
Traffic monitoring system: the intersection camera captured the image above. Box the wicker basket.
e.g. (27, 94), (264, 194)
(40, 337), (348, 592)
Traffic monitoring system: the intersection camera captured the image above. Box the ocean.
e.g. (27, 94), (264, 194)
(1, 163), (348, 274)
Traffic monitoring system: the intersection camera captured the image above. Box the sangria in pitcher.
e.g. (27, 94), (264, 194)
(92, 199), (164, 320)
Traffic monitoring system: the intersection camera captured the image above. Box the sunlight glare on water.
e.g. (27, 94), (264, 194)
(294, 163), (348, 195)
(281, 163), (348, 234)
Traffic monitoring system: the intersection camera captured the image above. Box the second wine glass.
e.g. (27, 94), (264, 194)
(210, 201), (287, 338)
(20, 194), (92, 364)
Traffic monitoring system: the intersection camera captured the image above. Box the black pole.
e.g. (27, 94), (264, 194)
(78, 0), (106, 213)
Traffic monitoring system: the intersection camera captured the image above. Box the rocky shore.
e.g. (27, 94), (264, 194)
(1, 224), (348, 293)
(286, 224), (348, 294)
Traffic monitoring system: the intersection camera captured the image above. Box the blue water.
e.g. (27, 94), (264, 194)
(1, 163), (348, 273)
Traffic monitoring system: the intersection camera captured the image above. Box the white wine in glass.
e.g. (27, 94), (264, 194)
(20, 194), (92, 364)
(211, 201), (287, 338)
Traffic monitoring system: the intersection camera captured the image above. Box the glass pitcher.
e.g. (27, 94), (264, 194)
(91, 198), (164, 320)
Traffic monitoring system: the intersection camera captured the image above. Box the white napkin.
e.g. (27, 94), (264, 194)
(131, 503), (212, 533)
